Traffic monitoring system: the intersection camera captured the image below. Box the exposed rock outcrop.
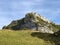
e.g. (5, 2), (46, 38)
(2, 12), (59, 34)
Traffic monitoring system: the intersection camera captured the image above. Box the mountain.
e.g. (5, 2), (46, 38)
(2, 12), (59, 34)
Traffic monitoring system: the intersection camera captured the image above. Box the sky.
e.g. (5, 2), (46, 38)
(0, 0), (60, 29)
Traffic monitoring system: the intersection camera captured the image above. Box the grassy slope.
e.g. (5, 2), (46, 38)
(0, 29), (60, 45)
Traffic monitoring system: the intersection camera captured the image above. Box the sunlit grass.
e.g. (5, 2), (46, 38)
(0, 29), (59, 45)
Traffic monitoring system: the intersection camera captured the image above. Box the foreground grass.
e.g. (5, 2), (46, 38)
(0, 29), (60, 45)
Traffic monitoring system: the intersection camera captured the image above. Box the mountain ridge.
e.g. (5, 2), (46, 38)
(2, 12), (59, 34)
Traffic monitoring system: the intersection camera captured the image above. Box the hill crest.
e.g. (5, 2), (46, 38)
(2, 12), (59, 34)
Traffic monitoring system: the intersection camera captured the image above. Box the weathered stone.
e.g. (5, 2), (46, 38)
(3, 12), (57, 34)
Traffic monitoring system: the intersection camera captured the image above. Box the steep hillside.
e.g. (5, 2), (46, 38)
(2, 12), (59, 33)
(0, 30), (60, 45)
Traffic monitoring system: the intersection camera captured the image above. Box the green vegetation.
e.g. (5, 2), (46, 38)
(50, 23), (60, 32)
(36, 16), (46, 25)
(0, 29), (60, 45)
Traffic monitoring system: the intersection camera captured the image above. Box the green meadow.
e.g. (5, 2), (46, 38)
(0, 29), (60, 45)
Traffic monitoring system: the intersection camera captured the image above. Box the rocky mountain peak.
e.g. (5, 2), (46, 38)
(2, 12), (59, 34)
(25, 12), (40, 17)
(25, 12), (51, 23)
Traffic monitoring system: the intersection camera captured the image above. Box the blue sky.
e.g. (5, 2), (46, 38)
(0, 0), (60, 29)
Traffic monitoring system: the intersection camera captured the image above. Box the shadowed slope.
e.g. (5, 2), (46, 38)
(31, 32), (60, 45)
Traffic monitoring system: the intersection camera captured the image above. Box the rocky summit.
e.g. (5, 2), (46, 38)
(2, 12), (59, 34)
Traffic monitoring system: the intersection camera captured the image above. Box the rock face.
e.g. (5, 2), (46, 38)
(2, 12), (59, 34)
